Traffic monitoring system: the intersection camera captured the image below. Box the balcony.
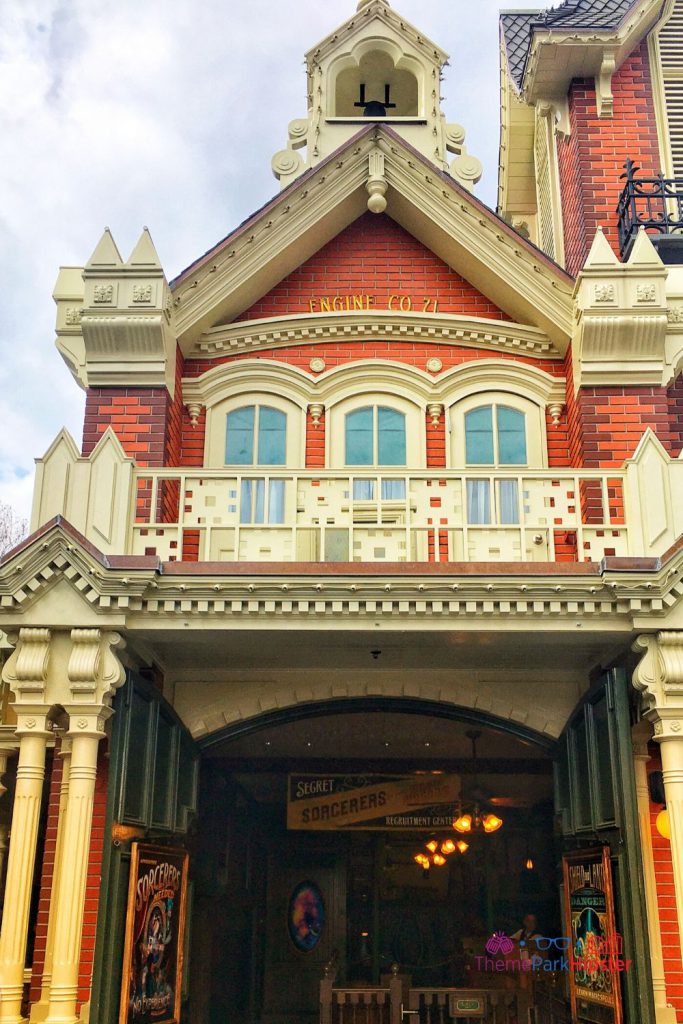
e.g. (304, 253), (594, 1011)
(129, 468), (629, 564)
(32, 428), (682, 566)
(617, 158), (683, 262)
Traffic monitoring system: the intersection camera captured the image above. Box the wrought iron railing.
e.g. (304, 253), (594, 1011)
(617, 158), (683, 257)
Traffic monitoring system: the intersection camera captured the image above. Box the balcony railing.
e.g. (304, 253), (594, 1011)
(31, 428), (683, 565)
(617, 158), (683, 258)
(130, 468), (629, 564)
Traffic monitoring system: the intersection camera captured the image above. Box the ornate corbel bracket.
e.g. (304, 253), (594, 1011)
(308, 403), (325, 428)
(367, 150), (388, 214)
(67, 629), (125, 709)
(2, 628), (51, 707)
(633, 633), (683, 738)
(427, 403), (444, 428)
(596, 50), (616, 118)
(547, 402), (564, 428)
(186, 402), (204, 428)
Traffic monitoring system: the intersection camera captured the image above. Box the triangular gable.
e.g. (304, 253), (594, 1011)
(171, 125), (574, 353)
(236, 213), (512, 325)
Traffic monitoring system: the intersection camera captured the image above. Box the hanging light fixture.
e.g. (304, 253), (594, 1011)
(456, 840), (469, 854)
(451, 731), (504, 836)
(525, 857), (535, 871)
(441, 839), (456, 855)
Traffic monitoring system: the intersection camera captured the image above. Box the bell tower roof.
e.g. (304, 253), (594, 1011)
(271, 1), (482, 193)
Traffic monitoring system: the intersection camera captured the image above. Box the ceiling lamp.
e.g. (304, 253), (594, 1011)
(482, 813), (504, 833)
(456, 840), (469, 855)
(451, 731), (504, 835)
(426, 839), (439, 854)
(414, 853), (430, 869)
(441, 839), (456, 855)
(432, 853), (447, 867)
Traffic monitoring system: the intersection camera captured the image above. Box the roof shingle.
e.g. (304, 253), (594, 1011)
(501, 0), (640, 90)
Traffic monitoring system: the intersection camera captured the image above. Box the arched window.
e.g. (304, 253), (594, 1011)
(225, 405), (286, 466)
(345, 406), (406, 466)
(452, 400), (537, 527)
(464, 405), (527, 466)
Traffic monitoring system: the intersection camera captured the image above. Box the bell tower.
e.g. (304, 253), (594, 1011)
(271, 0), (483, 191)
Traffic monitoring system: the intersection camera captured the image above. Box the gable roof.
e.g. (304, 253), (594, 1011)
(170, 124), (574, 354)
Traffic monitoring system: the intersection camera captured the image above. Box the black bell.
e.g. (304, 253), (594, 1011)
(355, 83), (396, 118)
(363, 100), (388, 117)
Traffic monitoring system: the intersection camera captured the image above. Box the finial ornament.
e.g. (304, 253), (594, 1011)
(357, 0), (389, 8)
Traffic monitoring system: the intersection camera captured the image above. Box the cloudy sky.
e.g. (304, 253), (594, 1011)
(0, 0), (550, 521)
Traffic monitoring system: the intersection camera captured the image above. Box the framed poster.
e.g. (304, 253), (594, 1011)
(119, 844), (189, 1024)
(287, 881), (326, 952)
(562, 847), (623, 1024)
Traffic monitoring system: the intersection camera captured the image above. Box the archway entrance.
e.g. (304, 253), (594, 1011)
(189, 700), (564, 1024)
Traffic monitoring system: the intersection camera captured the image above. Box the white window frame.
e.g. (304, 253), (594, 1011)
(205, 393), (304, 469)
(448, 391), (547, 470)
(327, 394), (424, 469)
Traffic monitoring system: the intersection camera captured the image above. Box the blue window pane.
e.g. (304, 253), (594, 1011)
(499, 479), (520, 524)
(258, 407), (286, 466)
(346, 408), (373, 465)
(226, 406), (255, 464)
(465, 407), (494, 465)
(268, 480), (285, 524)
(253, 479), (266, 524)
(240, 479), (253, 523)
(381, 479), (406, 500)
(378, 407), (406, 466)
(467, 480), (491, 524)
(497, 406), (527, 465)
(353, 479), (375, 500)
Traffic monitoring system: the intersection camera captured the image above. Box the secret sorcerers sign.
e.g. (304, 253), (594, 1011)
(119, 845), (189, 1024)
(288, 774), (461, 830)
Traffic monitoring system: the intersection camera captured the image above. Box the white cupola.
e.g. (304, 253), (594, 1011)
(271, 0), (482, 191)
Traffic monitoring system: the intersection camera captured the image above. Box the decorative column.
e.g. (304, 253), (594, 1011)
(30, 738), (72, 1023)
(632, 721), (678, 1024)
(0, 745), (18, 886)
(44, 629), (124, 1024)
(0, 629), (52, 1024)
(633, 633), (683, 952)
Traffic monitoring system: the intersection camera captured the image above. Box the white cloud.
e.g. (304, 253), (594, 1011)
(0, 0), (549, 520)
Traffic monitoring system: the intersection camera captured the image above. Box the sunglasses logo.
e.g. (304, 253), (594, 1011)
(485, 932), (515, 955)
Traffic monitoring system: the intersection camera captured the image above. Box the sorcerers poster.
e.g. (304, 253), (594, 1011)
(119, 845), (189, 1024)
(563, 847), (623, 1024)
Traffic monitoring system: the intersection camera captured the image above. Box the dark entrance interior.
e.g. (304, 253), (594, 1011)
(187, 703), (563, 1024)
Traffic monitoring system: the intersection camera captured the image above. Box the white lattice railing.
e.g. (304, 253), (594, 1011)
(129, 468), (629, 564)
(32, 429), (683, 563)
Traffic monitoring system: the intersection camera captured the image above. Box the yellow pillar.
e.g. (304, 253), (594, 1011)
(632, 723), (678, 1024)
(656, 729), (683, 950)
(0, 747), (17, 891)
(30, 739), (72, 1023)
(0, 718), (51, 1024)
(633, 633), (683, 975)
(44, 717), (105, 1024)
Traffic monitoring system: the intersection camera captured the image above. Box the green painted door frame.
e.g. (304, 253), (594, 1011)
(88, 671), (199, 1024)
(555, 667), (655, 1024)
